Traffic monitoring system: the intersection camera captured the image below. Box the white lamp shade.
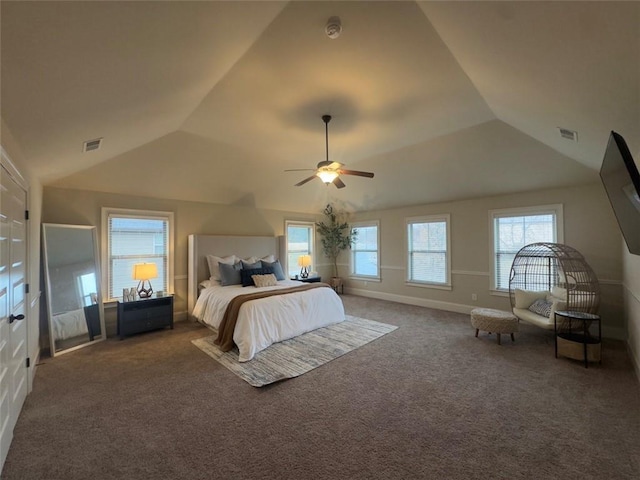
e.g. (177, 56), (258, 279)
(132, 263), (158, 281)
(297, 255), (312, 267)
(317, 170), (339, 184)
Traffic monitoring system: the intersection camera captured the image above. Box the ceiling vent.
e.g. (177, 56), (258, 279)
(557, 127), (578, 142)
(82, 138), (102, 152)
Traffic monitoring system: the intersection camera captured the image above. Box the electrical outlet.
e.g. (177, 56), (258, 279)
(471, 293), (478, 301)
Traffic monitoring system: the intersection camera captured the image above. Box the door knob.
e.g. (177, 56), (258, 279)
(9, 314), (25, 324)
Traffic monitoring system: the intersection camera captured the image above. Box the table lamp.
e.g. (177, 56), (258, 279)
(298, 255), (311, 279)
(132, 262), (158, 298)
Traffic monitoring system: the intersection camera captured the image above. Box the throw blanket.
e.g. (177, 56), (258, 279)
(215, 282), (331, 351)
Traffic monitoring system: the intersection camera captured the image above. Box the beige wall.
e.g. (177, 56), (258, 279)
(345, 182), (625, 339)
(622, 245), (640, 377)
(1, 118), (44, 391)
(44, 182), (624, 341)
(42, 186), (318, 334)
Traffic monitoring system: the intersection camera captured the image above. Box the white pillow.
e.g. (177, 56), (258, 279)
(514, 289), (548, 309)
(546, 294), (568, 318)
(551, 286), (567, 299)
(206, 254), (238, 282)
(261, 254), (276, 263)
(243, 256), (258, 264)
(199, 279), (220, 290)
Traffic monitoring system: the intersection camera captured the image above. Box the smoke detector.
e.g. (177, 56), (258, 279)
(325, 16), (342, 39)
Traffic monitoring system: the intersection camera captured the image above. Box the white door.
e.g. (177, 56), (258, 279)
(0, 163), (28, 468)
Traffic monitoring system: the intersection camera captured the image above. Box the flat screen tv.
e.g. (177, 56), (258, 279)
(600, 131), (640, 255)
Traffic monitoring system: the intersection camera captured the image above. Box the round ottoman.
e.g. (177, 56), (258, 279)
(470, 308), (519, 345)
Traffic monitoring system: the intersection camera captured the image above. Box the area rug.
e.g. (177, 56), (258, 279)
(191, 315), (397, 387)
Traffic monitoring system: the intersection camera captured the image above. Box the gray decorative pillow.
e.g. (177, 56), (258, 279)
(528, 298), (553, 317)
(241, 260), (262, 270)
(261, 259), (286, 281)
(218, 261), (243, 286)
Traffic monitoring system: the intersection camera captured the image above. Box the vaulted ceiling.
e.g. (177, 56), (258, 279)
(2, 1), (638, 213)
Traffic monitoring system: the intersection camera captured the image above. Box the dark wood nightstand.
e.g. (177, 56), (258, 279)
(295, 276), (322, 283)
(117, 295), (174, 339)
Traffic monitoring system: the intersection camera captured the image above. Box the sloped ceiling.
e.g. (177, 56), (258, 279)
(2, 1), (638, 214)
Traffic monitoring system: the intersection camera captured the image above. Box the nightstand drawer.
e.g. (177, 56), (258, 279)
(126, 305), (170, 319)
(122, 315), (172, 336)
(117, 296), (174, 339)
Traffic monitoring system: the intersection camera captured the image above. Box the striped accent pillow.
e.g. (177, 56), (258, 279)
(528, 298), (552, 317)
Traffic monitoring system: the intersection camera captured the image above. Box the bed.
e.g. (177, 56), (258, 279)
(188, 234), (345, 362)
(51, 304), (101, 342)
(51, 308), (89, 341)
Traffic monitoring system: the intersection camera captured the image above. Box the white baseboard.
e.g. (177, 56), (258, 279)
(344, 288), (628, 341)
(174, 310), (188, 322)
(345, 287), (477, 315)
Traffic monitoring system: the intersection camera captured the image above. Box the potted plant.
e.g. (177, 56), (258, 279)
(316, 204), (357, 290)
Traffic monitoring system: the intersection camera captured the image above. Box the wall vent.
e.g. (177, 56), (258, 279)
(557, 127), (578, 142)
(82, 138), (102, 152)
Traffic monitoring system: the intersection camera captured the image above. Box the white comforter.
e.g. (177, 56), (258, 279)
(52, 308), (88, 341)
(192, 280), (345, 362)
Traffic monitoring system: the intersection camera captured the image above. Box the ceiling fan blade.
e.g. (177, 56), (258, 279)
(338, 169), (375, 178)
(294, 175), (318, 187)
(333, 177), (346, 189)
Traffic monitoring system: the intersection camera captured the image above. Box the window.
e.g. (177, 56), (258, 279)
(406, 214), (451, 287)
(490, 205), (563, 291)
(350, 221), (380, 279)
(76, 271), (98, 307)
(102, 208), (174, 301)
(285, 221), (315, 278)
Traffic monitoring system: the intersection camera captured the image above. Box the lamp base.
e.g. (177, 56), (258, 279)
(137, 280), (154, 299)
(300, 267), (309, 279)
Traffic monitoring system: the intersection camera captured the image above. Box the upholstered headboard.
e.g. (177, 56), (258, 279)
(187, 234), (280, 318)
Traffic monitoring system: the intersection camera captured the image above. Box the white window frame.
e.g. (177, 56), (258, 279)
(350, 220), (381, 280)
(101, 207), (175, 302)
(405, 214), (451, 290)
(489, 204), (564, 294)
(284, 220), (315, 278)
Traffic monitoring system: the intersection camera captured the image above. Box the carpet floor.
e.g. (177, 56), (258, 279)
(3, 295), (640, 480)
(192, 315), (398, 386)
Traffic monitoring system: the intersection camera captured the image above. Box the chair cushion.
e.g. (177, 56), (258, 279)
(514, 289), (548, 309)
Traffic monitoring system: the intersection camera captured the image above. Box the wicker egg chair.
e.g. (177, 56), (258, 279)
(508, 243), (600, 329)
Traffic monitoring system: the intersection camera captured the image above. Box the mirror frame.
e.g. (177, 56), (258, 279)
(42, 223), (106, 356)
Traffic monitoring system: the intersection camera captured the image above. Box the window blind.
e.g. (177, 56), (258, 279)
(286, 223), (314, 278)
(407, 220), (448, 284)
(494, 213), (555, 290)
(107, 215), (169, 299)
(352, 224), (378, 277)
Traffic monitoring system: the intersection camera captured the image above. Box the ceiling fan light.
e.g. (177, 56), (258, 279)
(317, 170), (339, 184)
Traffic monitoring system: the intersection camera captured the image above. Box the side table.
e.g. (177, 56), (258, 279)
(554, 310), (601, 368)
(297, 276), (321, 284)
(117, 295), (174, 339)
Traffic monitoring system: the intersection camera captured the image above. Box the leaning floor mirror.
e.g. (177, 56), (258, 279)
(42, 223), (105, 356)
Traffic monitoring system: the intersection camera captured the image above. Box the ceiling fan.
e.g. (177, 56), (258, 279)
(286, 115), (374, 189)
